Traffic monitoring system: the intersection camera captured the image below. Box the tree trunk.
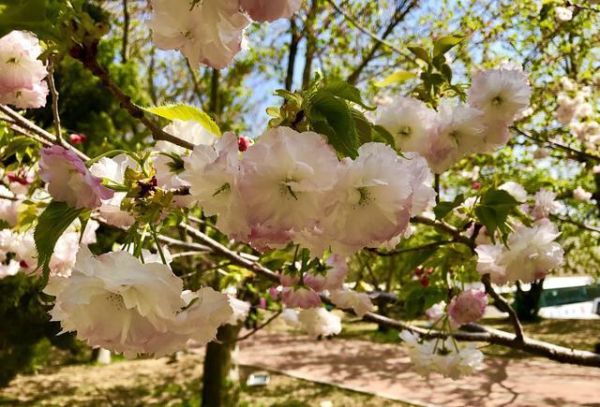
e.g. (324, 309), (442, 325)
(514, 279), (545, 322)
(201, 324), (242, 407)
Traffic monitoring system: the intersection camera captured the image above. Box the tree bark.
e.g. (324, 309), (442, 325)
(201, 324), (242, 407)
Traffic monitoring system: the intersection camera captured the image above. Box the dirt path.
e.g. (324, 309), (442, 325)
(238, 332), (600, 407)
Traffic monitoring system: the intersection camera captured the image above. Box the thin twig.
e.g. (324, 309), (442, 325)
(236, 310), (283, 342)
(0, 105), (87, 160)
(46, 56), (64, 145)
(368, 240), (454, 256)
(513, 126), (600, 162)
(326, 0), (414, 62)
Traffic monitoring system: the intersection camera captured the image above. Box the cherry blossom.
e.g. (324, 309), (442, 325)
(241, 0), (302, 22)
(0, 30), (48, 108)
(400, 330), (484, 379)
(148, 0), (250, 69)
(329, 289), (373, 317)
(447, 289), (487, 327)
(476, 219), (564, 284)
(89, 154), (138, 227)
(468, 66), (531, 124)
(375, 96), (435, 156)
(239, 127), (340, 248)
(297, 308), (342, 338)
(40, 146), (114, 209)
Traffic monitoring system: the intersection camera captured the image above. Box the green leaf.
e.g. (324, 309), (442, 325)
(474, 189), (521, 243)
(371, 125), (395, 148)
(321, 79), (375, 110)
(434, 194), (464, 220)
(374, 71), (417, 87)
(144, 104), (221, 136)
(0, 0), (56, 39)
(34, 201), (85, 281)
(433, 35), (463, 57)
(407, 45), (430, 63)
(306, 90), (358, 158)
(349, 108), (373, 146)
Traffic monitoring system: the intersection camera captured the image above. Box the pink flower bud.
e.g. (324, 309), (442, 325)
(39, 145), (114, 209)
(258, 297), (267, 309)
(448, 289), (487, 326)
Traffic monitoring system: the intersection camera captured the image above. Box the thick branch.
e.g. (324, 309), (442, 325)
(69, 44), (194, 150)
(285, 18), (300, 90)
(121, 0), (130, 63)
(482, 274), (524, 342)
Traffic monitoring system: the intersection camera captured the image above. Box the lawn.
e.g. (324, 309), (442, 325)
(0, 350), (409, 407)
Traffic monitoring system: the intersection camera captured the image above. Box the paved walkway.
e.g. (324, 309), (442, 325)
(238, 332), (600, 407)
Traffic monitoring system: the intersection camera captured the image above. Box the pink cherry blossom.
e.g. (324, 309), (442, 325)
(304, 254), (348, 292)
(148, 0), (250, 69)
(241, 0), (301, 22)
(40, 146), (114, 209)
(0, 31), (48, 109)
(281, 286), (321, 309)
(447, 289), (487, 327)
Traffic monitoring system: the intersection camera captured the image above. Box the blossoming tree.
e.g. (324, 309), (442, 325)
(0, 0), (599, 405)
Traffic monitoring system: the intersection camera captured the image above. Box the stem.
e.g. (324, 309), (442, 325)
(47, 56), (64, 145)
(236, 310), (283, 342)
(149, 223), (168, 265)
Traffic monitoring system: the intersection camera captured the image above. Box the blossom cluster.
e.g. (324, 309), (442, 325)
(182, 126), (436, 256)
(556, 77), (599, 148)
(46, 246), (235, 357)
(0, 30), (48, 109)
(271, 254), (374, 318)
(148, 0), (301, 69)
(282, 307), (342, 338)
(376, 66), (531, 173)
(476, 218), (563, 285)
(400, 330), (484, 380)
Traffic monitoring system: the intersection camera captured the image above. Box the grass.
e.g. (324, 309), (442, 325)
(0, 352), (409, 407)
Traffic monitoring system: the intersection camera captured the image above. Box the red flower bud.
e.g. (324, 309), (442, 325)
(69, 133), (87, 144)
(238, 136), (252, 152)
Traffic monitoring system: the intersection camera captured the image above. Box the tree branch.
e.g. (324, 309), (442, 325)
(481, 274), (524, 342)
(121, 0), (130, 63)
(513, 126), (600, 163)
(236, 310), (283, 342)
(69, 43), (194, 150)
(0, 105), (87, 160)
(326, 0), (417, 84)
(46, 56), (64, 145)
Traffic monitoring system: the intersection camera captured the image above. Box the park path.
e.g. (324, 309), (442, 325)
(237, 331), (600, 407)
